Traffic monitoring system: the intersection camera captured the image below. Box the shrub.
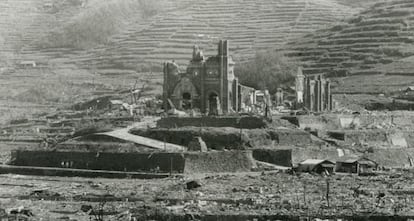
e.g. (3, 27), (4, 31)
(235, 50), (298, 94)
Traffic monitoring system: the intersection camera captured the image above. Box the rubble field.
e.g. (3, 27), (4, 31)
(0, 171), (413, 220)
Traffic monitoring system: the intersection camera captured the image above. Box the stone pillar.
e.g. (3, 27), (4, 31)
(218, 40), (223, 55)
(325, 80), (331, 111)
(223, 40), (229, 56)
(305, 77), (311, 110)
(314, 79), (320, 112)
(330, 94), (333, 111)
(321, 79), (326, 111)
(233, 78), (239, 112)
(309, 80), (315, 111)
(162, 62), (169, 111)
(201, 63), (206, 113)
(218, 40), (225, 114)
(295, 67), (305, 105)
(238, 85), (242, 111)
(218, 40), (229, 114)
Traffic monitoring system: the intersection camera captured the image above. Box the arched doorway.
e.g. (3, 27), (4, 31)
(171, 77), (198, 110)
(182, 92), (192, 109)
(208, 92), (219, 115)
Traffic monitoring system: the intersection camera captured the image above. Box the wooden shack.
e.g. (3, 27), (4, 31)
(298, 159), (335, 174)
(335, 156), (377, 174)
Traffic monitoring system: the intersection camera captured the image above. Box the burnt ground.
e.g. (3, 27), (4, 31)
(0, 171), (413, 220)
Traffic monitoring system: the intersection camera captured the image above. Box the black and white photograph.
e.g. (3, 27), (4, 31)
(1, 0), (414, 220)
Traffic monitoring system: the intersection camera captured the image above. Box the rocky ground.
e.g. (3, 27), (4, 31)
(0, 171), (413, 220)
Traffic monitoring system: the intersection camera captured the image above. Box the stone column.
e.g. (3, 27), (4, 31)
(218, 40), (225, 114)
(233, 78), (239, 111)
(314, 79), (321, 112)
(321, 79), (326, 111)
(201, 63), (206, 113)
(305, 77), (311, 110)
(163, 62), (169, 111)
(309, 80), (315, 111)
(325, 80), (331, 111)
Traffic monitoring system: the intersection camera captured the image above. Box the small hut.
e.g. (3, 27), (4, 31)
(298, 159), (335, 174)
(335, 156), (377, 175)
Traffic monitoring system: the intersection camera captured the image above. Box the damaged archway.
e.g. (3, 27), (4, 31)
(207, 91), (221, 115)
(172, 77), (198, 110)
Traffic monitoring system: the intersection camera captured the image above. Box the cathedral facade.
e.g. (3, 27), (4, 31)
(163, 40), (245, 115)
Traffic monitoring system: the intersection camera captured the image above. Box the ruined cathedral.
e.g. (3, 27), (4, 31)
(163, 40), (253, 115)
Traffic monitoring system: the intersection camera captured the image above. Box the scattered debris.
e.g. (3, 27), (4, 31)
(8, 206), (34, 217)
(186, 180), (202, 190)
(187, 136), (208, 152)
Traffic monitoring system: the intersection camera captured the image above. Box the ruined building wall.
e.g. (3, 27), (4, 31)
(163, 40), (241, 114)
(303, 74), (332, 112)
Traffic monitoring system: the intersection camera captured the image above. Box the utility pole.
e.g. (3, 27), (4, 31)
(239, 118), (242, 144)
(326, 178), (330, 208)
(303, 183), (307, 206)
(170, 157), (173, 176)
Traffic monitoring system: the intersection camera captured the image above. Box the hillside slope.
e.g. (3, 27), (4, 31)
(67, 0), (358, 69)
(7, 0), (375, 73)
(0, 0), (84, 64)
(0, 0), (184, 64)
(285, 0), (414, 77)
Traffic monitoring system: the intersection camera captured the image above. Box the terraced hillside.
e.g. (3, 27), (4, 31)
(0, 0), (187, 66)
(0, 0), (93, 63)
(7, 0), (378, 73)
(286, 0), (414, 78)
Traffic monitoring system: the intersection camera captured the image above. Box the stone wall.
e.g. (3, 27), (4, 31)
(11, 150), (257, 173)
(11, 151), (185, 173)
(365, 148), (414, 168)
(184, 151), (256, 173)
(131, 127), (249, 150)
(156, 116), (267, 129)
(252, 149), (292, 167)
(297, 112), (414, 131)
(131, 127), (313, 150)
(270, 129), (312, 146)
(327, 130), (388, 143)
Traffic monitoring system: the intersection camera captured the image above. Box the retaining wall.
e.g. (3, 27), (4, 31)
(297, 112), (414, 131)
(11, 150), (185, 173)
(327, 130), (414, 148)
(327, 130), (388, 143)
(252, 149), (292, 167)
(184, 151), (255, 173)
(156, 116), (267, 129)
(131, 127), (249, 150)
(131, 127), (313, 150)
(10, 150), (255, 174)
(365, 148), (414, 168)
